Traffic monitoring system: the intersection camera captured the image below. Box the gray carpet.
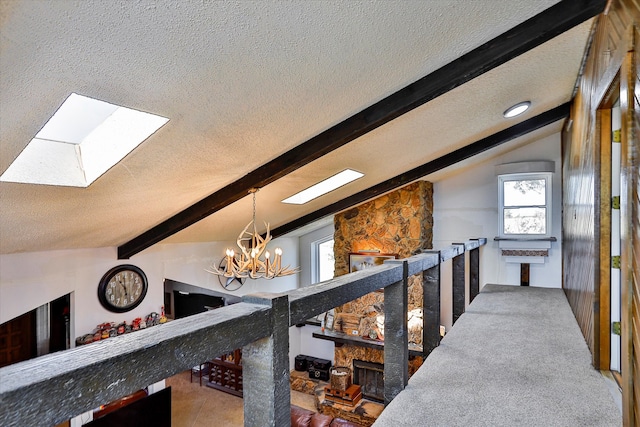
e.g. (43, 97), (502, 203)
(374, 284), (621, 427)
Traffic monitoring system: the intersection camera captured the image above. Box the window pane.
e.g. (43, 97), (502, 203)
(503, 179), (545, 206)
(504, 207), (546, 234)
(318, 239), (335, 282)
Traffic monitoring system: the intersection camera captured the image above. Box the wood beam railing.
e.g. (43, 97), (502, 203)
(0, 238), (486, 426)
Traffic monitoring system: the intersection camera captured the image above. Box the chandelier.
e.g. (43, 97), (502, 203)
(207, 189), (299, 280)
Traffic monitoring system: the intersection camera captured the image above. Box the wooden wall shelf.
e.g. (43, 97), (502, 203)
(312, 329), (423, 357)
(493, 237), (557, 241)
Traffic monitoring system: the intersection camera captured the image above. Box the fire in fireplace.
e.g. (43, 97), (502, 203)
(352, 360), (384, 403)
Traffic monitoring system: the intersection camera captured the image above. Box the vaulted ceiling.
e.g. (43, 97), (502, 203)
(0, 0), (603, 256)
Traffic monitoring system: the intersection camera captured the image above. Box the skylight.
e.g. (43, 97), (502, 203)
(282, 169), (364, 205)
(0, 93), (168, 187)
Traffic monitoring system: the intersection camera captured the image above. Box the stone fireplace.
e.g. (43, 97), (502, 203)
(330, 180), (434, 393)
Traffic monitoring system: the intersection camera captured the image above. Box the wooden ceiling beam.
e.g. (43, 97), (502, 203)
(118, 0), (605, 259)
(270, 102), (571, 239)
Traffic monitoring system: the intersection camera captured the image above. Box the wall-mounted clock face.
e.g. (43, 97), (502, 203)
(217, 259), (245, 291)
(98, 264), (148, 313)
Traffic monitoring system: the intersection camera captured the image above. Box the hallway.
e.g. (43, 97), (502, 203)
(374, 285), (621, 426)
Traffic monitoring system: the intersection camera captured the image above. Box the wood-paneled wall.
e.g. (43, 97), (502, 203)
(633, 44), (639, 427)
(562, 1), (639, 424)
(621, 24), (639, 425)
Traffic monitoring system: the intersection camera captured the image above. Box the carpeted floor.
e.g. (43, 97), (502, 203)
(167, 369), (316, 427)
(374, 284), (622, 427)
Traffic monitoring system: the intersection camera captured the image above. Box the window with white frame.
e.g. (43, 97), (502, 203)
(498, 172), (552, 238)
(312, 236), (335, 284)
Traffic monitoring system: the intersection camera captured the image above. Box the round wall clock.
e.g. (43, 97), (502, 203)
(98, 264), (148, 313)
(217, 259), (245, 291)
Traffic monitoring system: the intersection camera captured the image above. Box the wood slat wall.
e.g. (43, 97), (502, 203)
(563, 1), (639, 425)
(626, 24), (639, 425)
(631, 25), (640, 422)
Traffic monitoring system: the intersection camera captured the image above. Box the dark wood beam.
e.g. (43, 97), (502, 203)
(118, 0), (605, 259)
(270, 102), (571, 238)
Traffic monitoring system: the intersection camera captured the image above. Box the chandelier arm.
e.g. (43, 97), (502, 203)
(204, 266), (222, 276)
(255, 258), (267, 271)
(262, 222), (273, 245)
(239, 221), (253, 244)
(252, 237), (268, 259)
(278, 264), (301, 276)
(237, 256), (252, 272)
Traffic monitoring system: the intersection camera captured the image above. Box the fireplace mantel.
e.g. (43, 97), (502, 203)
(312, 329), (423, 357)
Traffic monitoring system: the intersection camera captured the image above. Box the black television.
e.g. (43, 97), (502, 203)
(86, 387), (171, 427)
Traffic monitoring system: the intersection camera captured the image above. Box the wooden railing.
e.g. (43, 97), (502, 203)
(0, 238), (486, 427)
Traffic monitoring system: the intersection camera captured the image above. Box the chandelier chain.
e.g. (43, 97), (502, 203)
(253, 190), (257, 224)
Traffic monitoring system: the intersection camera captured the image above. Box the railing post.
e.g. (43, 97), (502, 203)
(241, 293), (291, 427)
(452, 243), (466, 325)
(422, 251), (441, 357)
(383, 260), (408, 405)
(469, 240), (480, 302)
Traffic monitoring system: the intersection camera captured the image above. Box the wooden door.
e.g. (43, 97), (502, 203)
(0, 309), (37, 368)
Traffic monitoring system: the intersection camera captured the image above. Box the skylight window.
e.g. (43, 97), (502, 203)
(282, 169), (364, 205)
(0, 93), (168, 187)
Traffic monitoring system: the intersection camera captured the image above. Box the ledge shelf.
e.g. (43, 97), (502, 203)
(493, 237), (557, 241)
(312, 329), (423, 357)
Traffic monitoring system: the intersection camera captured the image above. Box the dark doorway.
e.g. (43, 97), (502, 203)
(50, 294), (70, 352)
(86, 387), (171, 427)
(173, 291), (224, 319)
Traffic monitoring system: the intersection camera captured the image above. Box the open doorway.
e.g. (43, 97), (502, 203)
(609, 100), (622, 373)
(49, 293), (71, 353)
(596, 79), (622, 380)
(0, 293), (71, 368)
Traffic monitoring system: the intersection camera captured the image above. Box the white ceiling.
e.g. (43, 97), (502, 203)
(0, 1), (593, 255)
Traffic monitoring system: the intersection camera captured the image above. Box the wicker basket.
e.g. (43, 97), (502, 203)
(330, 366), (351, 391)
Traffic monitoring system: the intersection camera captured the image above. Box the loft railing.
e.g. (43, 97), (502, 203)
(0, 238), (486, 427)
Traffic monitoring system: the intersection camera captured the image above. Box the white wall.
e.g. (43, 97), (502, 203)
(432, 132), (563, 327)
(0, 237), (298, 343)
(297, 224), (334, 288)
(0, 236), (298, 424)
(289, 223), (336, 368)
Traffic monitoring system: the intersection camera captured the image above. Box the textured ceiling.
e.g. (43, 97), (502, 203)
(0, 0), (592, 255)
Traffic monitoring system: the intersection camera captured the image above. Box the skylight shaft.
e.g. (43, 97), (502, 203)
(282, 169), (364, 204)
(0, 93), (168, 187)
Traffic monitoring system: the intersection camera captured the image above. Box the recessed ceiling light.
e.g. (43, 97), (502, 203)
(282, 169), (364, 205)
(503, 101), (531, 118)
(0, 93), (168, 187)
